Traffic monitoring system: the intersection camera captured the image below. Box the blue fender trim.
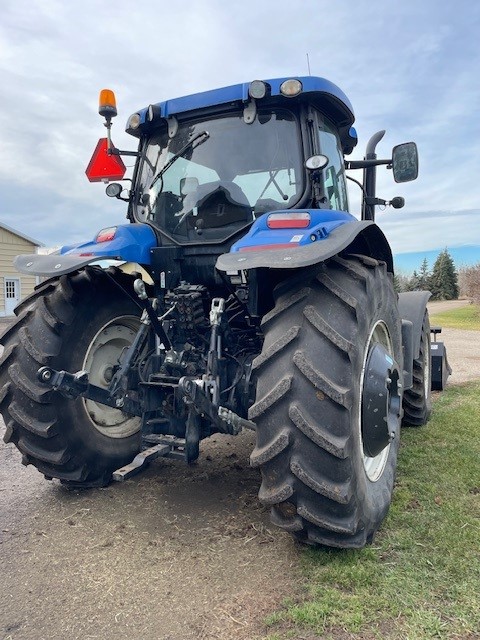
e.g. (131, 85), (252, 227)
(216, 216), (394, 274)
(60, 224), (156, 264)
(14, 224), (157, 277)
(229, 209), (356, 252)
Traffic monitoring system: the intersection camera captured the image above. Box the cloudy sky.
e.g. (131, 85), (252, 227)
(0, 0), (479, 259)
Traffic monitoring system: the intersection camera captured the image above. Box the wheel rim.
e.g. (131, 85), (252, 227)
(82, 315), (141, 438)
(359, 320), (398, 482)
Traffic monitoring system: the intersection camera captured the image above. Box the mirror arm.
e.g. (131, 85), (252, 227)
(108, 148), (141, 158)
(346, 158), (391, 170)
(365, 196), (387, 207)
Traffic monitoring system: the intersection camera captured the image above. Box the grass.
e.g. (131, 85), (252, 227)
(430, 304), (480, 331)
(265, 382), (480, 640)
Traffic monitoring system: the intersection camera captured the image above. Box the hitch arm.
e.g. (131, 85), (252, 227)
(37, 367), (142, 416)
(134, 279), (172, 350)
(178, 377), (256, 435)
(178, 377), (229, 432)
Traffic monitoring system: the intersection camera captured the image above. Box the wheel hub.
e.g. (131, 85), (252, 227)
(82, 317), (141, 438)
(100, 364), (115, 384)
(362, 343), (401, 458)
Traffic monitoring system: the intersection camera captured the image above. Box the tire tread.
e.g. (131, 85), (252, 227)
(0, 269), (141, 486)
(252, 255), (402, 548)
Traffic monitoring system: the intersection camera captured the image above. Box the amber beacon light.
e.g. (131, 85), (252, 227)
(99, 89), (117, 120)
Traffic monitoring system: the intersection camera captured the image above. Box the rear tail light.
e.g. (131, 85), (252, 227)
(267, 212), (310, 229)
(96, 227), (117, 243)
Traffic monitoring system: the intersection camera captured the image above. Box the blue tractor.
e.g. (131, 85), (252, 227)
(0, 77), (439, 548)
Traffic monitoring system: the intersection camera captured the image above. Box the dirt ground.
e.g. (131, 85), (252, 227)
(427, 299), (470, 315)
(0, 433), (300, 640)
(1, 301), (479, 640)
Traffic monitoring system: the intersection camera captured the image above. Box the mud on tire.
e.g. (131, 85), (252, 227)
(250, 255), (403, 549)
(0, 268), (142, 487)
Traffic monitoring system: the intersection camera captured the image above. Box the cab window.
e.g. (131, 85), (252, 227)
(318, 117), (349, 212)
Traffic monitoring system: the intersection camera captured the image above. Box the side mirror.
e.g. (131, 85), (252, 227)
(392, 142), (419, 183)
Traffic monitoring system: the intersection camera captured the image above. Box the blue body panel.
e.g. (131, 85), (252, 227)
(60, 223), (156, 265)
(131, 76), (355, 130)
(230, 210), (356, 252)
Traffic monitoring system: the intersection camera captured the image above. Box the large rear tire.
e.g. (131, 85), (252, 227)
(250, 255), (403, 548)
(402, 311), (432, 426)
(0, 268), (142, 487)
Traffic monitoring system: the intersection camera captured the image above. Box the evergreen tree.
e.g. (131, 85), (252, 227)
(429, 249), (459, 300)
(393, 272), (410, 293)
(406, 270), (420, 291)
(417, 258), (431, 290)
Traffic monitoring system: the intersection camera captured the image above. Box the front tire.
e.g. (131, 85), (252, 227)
(0, 268), (142, 487)
(402, 311), (432, 426)
(250, 256), (403, 548)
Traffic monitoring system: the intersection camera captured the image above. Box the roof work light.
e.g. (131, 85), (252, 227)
(280, 79), (303, 97)
(248, 80), (268, 99)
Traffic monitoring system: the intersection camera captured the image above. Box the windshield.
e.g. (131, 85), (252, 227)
(134, 109), (304, 243)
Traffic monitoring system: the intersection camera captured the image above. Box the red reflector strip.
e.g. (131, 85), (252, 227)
(79, 253), (95, 257)
(239, 243), (299, 252)
(96, 227), (117, 243)
(267, 212), (310, 229)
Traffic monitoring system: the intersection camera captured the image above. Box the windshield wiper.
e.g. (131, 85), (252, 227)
(149, 130), (210, 191)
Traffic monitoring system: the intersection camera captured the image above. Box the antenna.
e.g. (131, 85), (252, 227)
(306, 53), (311, 76)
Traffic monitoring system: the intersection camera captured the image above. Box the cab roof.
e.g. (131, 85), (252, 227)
(129, 76), (355, 133)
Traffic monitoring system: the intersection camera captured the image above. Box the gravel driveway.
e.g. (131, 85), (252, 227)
(427, 300), (480, 385)
(0, 302), (479, 640)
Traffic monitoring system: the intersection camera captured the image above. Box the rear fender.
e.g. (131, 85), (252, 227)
(14, 223), (156, 277)
(216, 219), (394, 273)
(398, 291), (431, 360)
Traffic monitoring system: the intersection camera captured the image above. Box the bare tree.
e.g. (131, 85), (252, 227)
(458, 263), (480, 304)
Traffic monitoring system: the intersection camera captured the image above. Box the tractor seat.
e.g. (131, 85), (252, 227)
(185, 181), (253, 228)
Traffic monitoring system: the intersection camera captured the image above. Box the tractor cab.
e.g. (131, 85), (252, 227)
(92, 76), (417, 254)
(94, 78), (359, 247)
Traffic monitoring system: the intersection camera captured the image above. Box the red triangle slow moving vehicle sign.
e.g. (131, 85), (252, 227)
(85, 138), (127, 182)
